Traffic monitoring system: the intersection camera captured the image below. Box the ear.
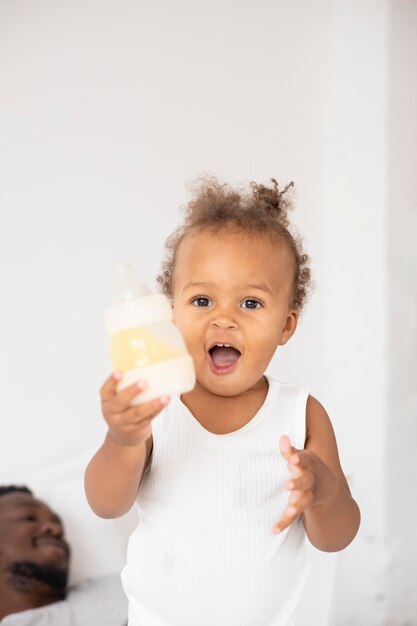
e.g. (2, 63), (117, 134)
(278, 309), (299, 345)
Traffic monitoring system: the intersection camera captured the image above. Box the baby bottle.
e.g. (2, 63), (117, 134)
(104, 263), (196, 404)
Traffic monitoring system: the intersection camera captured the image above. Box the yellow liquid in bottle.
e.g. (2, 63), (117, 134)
(110, 326), (184, 372)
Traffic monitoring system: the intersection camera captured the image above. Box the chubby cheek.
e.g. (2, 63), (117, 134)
(173, 308), (201, 350)
(250, 333), (281, 365)
(172, 303), (202, 342)
(182, 329), (205, 362)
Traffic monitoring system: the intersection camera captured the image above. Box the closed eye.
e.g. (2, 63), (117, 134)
(19, 514), (37, 522)
(191, 296), (213, 307)
(241, 299), (263, 309)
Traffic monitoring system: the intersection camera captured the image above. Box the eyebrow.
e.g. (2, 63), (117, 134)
(12, 501), (63, 525)
(182, 281), (273, 296)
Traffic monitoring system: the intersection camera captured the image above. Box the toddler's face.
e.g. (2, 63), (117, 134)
(172, 228), (299, 398)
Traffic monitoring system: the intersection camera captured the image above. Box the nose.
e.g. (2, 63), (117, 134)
(40, 519), (64, 539)
(211, 306), (238, 330)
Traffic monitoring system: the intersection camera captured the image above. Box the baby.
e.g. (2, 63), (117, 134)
(85, 177), (360, 626)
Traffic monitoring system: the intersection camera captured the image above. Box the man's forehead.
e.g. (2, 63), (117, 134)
(0, 492), (58, 518)
(0, 492), (37, 507)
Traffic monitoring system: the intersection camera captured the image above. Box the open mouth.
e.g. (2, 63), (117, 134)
(34, 538), (68, 555)
(208, 343), (241, 375)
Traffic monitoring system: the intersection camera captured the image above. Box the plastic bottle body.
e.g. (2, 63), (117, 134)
(105, 292), (195, 404)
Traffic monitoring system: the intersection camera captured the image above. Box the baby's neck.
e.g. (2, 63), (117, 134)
(180, 377), (268, 435)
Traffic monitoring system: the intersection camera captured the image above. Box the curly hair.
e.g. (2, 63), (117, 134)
(156, 176), (312, 311)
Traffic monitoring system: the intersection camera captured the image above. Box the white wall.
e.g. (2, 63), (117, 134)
(386, 1), (417, 622)
(1, 1), (415, 624)
(0, 0), (328, 472)
(319, 2), (389, 623)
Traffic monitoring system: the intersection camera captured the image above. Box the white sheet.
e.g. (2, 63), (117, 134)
(1, 574), (127, 625)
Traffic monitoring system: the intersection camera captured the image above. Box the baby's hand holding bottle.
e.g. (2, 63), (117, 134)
(100, 371), (170, 447)
(104, 263), (195, 404)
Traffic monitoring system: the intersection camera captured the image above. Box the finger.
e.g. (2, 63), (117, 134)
(108, 380), (148, 413)
(273, 484), (315, 534)
(284, 473), (314, 492)
(272, 505), (299, 534)
(287, 450), (311, 473)
(279, 435), (300, 462)
(127, 395), (170, 423)
(100, 371), (124, 402)
(288, 489), (314, 516)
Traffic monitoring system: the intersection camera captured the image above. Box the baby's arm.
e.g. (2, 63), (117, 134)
(274, 395), (360, 552)
(84, 372), (168, 519)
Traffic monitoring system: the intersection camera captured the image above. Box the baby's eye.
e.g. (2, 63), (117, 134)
(191, 297), (213, 307)
(241, 299), (262, 309)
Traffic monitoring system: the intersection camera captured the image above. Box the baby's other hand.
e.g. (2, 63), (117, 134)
(272, 435), (338, 535)
(100, 371), (169, 447)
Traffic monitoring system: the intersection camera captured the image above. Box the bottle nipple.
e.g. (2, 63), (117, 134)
(113, 262), (152, 304)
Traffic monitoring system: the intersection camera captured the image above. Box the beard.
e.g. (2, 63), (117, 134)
(8, 561), (68, 598)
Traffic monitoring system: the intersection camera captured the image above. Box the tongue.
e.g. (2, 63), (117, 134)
(211, 346), (241, 367)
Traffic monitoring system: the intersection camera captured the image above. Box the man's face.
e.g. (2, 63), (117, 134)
(0, 491), (70, 583)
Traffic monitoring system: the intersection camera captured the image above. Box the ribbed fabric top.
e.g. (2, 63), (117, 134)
(122, 376), (310, 626)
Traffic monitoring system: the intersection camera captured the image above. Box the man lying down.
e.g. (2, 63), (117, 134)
(0, 486), (127, 626)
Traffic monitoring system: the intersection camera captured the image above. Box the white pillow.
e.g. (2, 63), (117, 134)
(0, 449), (138, 584)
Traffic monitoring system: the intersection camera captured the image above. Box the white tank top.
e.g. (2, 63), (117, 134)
(121, 376), (310, 626)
